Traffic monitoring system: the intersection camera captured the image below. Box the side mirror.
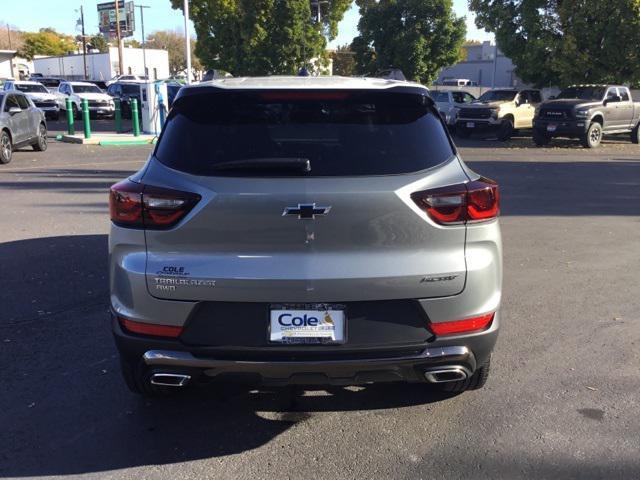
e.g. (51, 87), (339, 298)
(8, 107), (22, 114)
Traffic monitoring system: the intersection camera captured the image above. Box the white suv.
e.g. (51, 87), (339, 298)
(3, 80), (60, 120)
(55, 81), (115, 119)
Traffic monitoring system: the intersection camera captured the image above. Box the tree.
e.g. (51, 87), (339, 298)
(88, 34), (109, 53)
(470, 0), (640, 87)
(351, 0), (466, 84)
(17, 28), (75, 60)
(145, 29), (202, 75)
(169, 0), (351, 76)
(331, 44), (356, 76)
(124, 38), (142, 48)
(0, 23), (24, 51)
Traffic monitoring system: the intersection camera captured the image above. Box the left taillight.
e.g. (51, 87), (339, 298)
(109, 179), (201, 229)
(411, 177), (499, 225)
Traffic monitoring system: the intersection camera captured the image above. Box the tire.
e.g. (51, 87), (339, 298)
(438, 355), (491, 393)
(32, 123), (48, 152)
(631, 123), (640, 144)
(533, 129), (551, 146)
(455, 126), (472, 138)
(496, 117), (514, 141)
(581, 122), (602, 148)
(72, 103), (81, 120)
(52, 112), (60, 121)
(119, 356), (178, 398)
(0, 130), (12, 164)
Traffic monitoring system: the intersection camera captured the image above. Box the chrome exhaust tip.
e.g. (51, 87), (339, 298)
(424, 367), (468, 383)
(150, 373), (191, 387)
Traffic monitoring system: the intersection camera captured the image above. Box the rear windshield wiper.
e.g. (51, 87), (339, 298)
(210, 158), (311, 173)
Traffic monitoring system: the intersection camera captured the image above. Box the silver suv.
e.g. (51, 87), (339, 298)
(109, 77), (502, 397)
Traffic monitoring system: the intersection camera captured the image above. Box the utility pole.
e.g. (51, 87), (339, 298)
(183, 0), (192, 84)
(115, 0), (124, 75)
(80, 6), (88, 79)
(6, 24), (11, 48)
(137, 4), (150, 78)
(492, 42), (498, 88)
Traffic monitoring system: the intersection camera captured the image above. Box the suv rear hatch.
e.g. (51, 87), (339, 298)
(141, 88), (468, 303)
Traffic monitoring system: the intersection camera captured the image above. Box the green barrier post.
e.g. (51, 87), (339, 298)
(114, 98), (122, 133)
(81, 98), (91, 139)
(131, 98), (140, 137)
(65, 98), (75, 135)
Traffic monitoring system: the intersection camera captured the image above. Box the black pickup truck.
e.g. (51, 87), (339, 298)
(533, 85), (640, 148)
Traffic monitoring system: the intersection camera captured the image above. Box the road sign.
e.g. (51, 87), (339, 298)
(97, 1), (135, 38)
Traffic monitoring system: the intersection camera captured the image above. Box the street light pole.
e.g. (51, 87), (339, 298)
(184, 0), (192, 84)
(115, 0), (124, 75)
(137, 4), (150, 78)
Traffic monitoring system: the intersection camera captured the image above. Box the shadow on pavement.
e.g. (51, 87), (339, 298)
(453, 132), (635, 149)
(0, 235), (455, 477)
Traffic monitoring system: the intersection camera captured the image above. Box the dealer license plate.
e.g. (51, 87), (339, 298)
(466, 122), (475, 128)
(270, 305), (345, 344)
(547, 124), (557, 132)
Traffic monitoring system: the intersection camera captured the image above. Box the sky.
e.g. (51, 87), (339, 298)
(4, 0), (493, 46)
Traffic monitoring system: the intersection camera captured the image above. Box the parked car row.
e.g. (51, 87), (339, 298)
(434, 84), (640, 148)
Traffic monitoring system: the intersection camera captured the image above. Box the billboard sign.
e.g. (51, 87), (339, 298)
(98, 1), (135, 38)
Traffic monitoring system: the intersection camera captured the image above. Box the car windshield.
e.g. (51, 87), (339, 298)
(122, 84), (139, 95)
(478, 90), (518, 102)
(557, 87), (606, 100)
(72, 85), (102, 94)
(432, 92), (449, 103)
(156, 90), (454, 177)
(15, 84), (48, 93)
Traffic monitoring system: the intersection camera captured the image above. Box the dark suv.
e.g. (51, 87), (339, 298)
(106, 81), (142, 119)
(533, 85), (640, 148)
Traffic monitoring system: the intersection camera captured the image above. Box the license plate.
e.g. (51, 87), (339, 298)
(466, 122), (475, 128)
(97, 109), (104, 114)
(270, 306), (345, 344)
(547, 124), (557, 132)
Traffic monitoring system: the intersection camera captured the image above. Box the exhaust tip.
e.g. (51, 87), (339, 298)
(424, 367), (468, 383)
(150, 373), (191, 387)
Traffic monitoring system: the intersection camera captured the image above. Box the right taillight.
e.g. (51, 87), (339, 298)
(411, 177), (499, 225)
(109, 179), (201, 229)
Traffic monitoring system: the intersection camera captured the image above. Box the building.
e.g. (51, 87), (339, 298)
(32, 47), (170, 81)
(0, 50), (34, 80)
(436, 41), (522, 88)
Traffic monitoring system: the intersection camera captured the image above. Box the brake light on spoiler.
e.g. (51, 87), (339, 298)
(411, 177), (499, 225)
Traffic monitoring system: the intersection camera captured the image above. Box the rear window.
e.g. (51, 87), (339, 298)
(155, 90), (454, 177)
(122, 84), (139, 95)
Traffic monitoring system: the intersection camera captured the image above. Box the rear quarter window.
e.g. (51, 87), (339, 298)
(155, 90), (454, 177)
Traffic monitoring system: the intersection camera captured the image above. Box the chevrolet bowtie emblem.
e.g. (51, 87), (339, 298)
(282, 203), (331, 219)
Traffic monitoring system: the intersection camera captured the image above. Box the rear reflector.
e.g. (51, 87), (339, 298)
(119, 317), (183, 338)
(428, 313), (494, 336)
(109, 180), (201, 229)
(411, 177), (499, 225)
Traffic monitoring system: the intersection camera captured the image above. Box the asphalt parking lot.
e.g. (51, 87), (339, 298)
(1, 134), (639, 479)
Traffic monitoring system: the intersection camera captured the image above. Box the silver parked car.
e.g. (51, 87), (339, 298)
(109, 76), (502, 397)
(3, 80), (60, 120)
(0, 91), (48, 164)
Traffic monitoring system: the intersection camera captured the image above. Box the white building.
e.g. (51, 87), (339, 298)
(0, 50), (34, 79)
(436, 41), (522, 88)
(33, 47), (170, 81)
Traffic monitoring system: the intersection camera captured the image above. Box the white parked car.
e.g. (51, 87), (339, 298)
(432, 90), (476, 129)
(106, 74), (148, 86)
(3, 80), (60, 120)
(56, 81), (115, 119)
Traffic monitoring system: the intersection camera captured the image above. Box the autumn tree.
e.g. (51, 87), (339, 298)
(169, 0), (351, 76)
(87, 34), (109, 53)
(470, 0), (640, 86)
(17, 28), (75, 60)
(145, 30), (202, 75)
(351, 0), (466, 84)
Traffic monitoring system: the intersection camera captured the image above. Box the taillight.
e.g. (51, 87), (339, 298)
(109, 180), (201, 229)
(428, 313), (495, 336)
(411, 177), (499, 225)
(118, 316), (183, 338)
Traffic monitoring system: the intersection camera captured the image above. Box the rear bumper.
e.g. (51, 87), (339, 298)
(112, 311), (499, 386)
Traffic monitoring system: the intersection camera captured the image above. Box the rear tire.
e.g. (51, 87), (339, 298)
(0, 130), (12, 164)
(72, 103), (81, 120)
(497, 118), (514, 141)
(438, 355), (491, 393)
(581, 122), (602, 148)
(631, 123), (640, 144)
(32, 123), (48, 152)
(119, 356), (176, 398)
(533, 129), (551, 146)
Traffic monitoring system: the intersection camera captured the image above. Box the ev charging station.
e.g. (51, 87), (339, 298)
(139, 81), (168, 135)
